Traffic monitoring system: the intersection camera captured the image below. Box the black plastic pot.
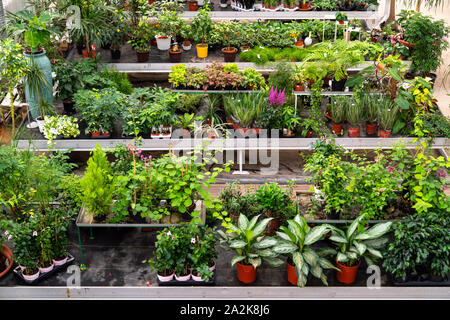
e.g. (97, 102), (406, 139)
(169, 49), (182, 63)
(326, 211), (340, 220)
(222, 47), (238, 62)
(136, 51), (149, 62)
(76, 43), (85, 55)
(63, 100), (75, 115)
(331, 78), (347, 91)
(111, 49), (121, 60)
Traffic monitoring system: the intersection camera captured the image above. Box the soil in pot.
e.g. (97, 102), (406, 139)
(222, 47), (237, 62)
(136, 50), (149, 62)
(236, 262), (257, 284)
(336, 258), (361, 284)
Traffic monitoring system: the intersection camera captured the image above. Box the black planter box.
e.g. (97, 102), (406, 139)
(13, 253), (75, 285)
(157, 270), (216, 286)
(392, 275), (450, 287)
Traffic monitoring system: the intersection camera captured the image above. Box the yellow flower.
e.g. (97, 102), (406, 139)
(117, 29), (120, 32)
(115, 9), (118, 12)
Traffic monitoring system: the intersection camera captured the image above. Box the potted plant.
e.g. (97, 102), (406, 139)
(128, 20), (151, 62)
(300, 118), (319, 138)
(154, 8), (184, 51)
(175, 113), (195, 137)
(346, 99), (363, 138)
(9, 10), (54, 126)
(273, 215), (339, 287)
(191, 8), (213, 59)
(74, 88), (126, 137)
(191, 226), (218, 282)
(0, 223), (14, 279)
(362, 94), (378, 136)
(329, 214), (392, 284)
(217, 214), (284, 284)
(188, 0), (199, 11)
(377, 99), (398, 138)
(221, 22), (240, 62)
(80, 145), (115, 222)
(282, 106), (301, 137)
(292, 65), (306, 91)
(241, 68), (267, 90)
(0, 39), (29, 134)
(146, 228), (176, 282)
(42, 115), (80, 146)
(383, 214), (450, 285)
(169, 43), (183, 63)
(330, 97), (346, 136)
(335, 11), (348, 25)
(108, 8), (129, 60)
(283, 0), (297, 9)
(180, 24), (193, 51)
(54, 60), (82, 115)
(254, 182), (297, 236)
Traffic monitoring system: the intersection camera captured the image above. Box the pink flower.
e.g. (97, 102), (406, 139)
(4, 231), (9, 235)
(388, 167), (395, 173)
(32, 231), (37, 237)
(8, 235), (12, 240)
(442, 36), (448, 42)
(268, 87), (286, 106)
(191, 238), (196, 244)
(436, 169), (447, 179)
(374, 158), (379, 163)
(443, 185), (447, 191)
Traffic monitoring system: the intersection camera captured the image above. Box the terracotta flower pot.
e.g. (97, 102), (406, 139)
(295, 84), (304, 91)
(222, 47), (237, 62)
(295, 40), (303, 47)
(348, 126), (360, 138)
(336, 258), (361, 284)
(91, 131), (101, 137)
(0, 245), (14, 279)
(366, 122), (377, 135)
(287, 260), (297, 286)
(379, 129), (391, 138)
(188, 1), (198, 11)
(236, 262), (257, 284)
(332, 123), (343, 136)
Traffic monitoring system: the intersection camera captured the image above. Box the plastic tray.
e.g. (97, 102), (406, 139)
(13, 253), (75, 285)
(157, 271), (216, 286)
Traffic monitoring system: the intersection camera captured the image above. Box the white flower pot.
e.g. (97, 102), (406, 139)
(53, 256), (68, 266)
(36, 117), (45, 133)
(39, 263), (54, 274)
(175, 271), (191, 281)
(22, 270), (40, 281)
(156, 36), (171, 51)
(157, 272), (174, 282)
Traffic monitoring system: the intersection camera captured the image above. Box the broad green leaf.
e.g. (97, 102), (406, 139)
(238, 214), (249, 231)
(362, 237), (389, 249)
(247, 215), (259, 231)
(304, 225), (330, 245)
(319, 258), (340, 271)
(254, 237), (278, 249)
(229, 240), (247, 249)
(354, 242), (367, 256)
(337, 252), (348, 263)
(287, 220), (304, 243)
(329, 235), (348, 243)
(231, 255), (245, 266)
(367, 247), (383, 259)
(317, 247), (337, 257)
(363, 222), (392, 240)
(303, 249), (319, 267)
(293, 215), (308, 233)
(257, 248), (277, 258)
(262, 257), (284, 268)
(278, 226), (297, 243)
(347, 214), (365, 239)
(252, 217), (273, 238)
(250, 257), (261, 269)
(272, 242), (298, 254)
(309, 264), (324, 280)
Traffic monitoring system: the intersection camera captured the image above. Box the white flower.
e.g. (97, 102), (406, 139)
(166, 231), (172, 237)
(401, 82), (412, 90)
(50, 128), (59, 135)
(191, 238), (196, 244)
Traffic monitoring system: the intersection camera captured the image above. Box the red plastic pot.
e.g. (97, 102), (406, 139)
(91, 131), (101, 137)
(287, 260), (297, 286)
(188, 1), (198, 11)
(336, 258), (361, 284)
(366, 122), (377, 135)
(379, 129), (391, 138)
(332, 123), (343, 136)
(305, 129), (313, 138)
(295, 40), (303, 47)
(236, 262), (257, 284)
(339, 21), (345, 25)
(295, 84), (305, 91)
(348, 126), (360, 138)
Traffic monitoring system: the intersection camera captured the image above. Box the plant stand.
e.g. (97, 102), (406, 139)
(232, 149), (249, 175)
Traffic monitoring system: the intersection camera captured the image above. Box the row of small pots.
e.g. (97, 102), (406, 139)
(237, 258), (360, 285)
(331, 122), (392, 138)
(19, 255), (69, 281)
(157, 263), (216, 283)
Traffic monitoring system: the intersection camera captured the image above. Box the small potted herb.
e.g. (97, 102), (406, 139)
(335, 11), (348, 25)
(362, 94), (378, 136)
(377, 98), (398, 138)
(346, 99), (363, 138)
(174, 113), (195, 137)
(330, 97), (346, 136)
(128, 21), (151, 62)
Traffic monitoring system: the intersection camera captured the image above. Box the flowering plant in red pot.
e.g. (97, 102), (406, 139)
(328, 213), (392, 284)
(217, 214), (284, 284)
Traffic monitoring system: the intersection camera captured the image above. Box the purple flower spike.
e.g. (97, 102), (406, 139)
(436, 169), (447, 179)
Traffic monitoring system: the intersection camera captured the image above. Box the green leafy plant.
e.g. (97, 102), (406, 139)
(383, 214), (450, 281)
(175, 113), (195, 131)
(217, 214), (284, 269)
(330, 96), (347, 124)
(377, 98), (399, 131)
(335, 11), (348, 23)
(80, 145), (115, 219)
(191, 7), (213, 44)
(329, 214), (392, 267)
(346, 98), (363, 127)
(254, 181), (297, 221)
(42, 115), (80, 146)
(272, 215), (339, 287)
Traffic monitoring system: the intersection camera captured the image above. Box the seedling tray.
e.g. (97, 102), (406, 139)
(157, 271), (216, 286)
(13, 253), (75, 285)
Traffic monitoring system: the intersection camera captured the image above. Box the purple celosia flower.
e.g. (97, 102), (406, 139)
(268, 87), (286, 106)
